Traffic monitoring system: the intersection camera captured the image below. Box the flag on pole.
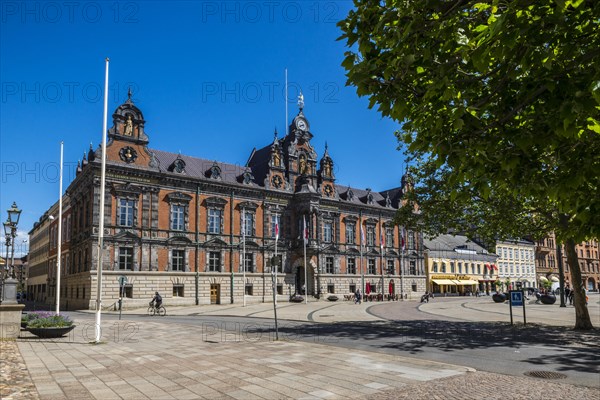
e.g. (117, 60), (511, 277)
(275, 222), (279, 241)
(303, 216), (309, 245)
(380, 225), (385, 250)
(242, 210), (246, 237)
(401, 228), (406, 250)
(360, 225), (365, 247)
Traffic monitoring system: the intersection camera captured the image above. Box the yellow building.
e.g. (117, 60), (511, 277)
(424, 234), (499, 295)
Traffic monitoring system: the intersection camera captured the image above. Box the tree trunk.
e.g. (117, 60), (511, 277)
(564, 238), (593, 330)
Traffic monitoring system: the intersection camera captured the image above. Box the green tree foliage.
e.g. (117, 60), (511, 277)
(339, 0), (599, 329)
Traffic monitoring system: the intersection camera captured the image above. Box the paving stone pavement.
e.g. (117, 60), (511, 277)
(8, 318), (473, 400)
(4, 296), (598, 399)
(369, 370), (600, 400)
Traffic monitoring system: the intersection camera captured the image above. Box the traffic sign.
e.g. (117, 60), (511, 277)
(510, 290), (523, 306)
(117, 275), (128, 286)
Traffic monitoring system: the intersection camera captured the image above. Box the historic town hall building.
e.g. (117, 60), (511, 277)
(28, 94), (426, 309)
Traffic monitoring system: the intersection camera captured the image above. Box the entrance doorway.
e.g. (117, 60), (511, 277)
(210, 284), (220, 304)
(295, 264), (314, 295)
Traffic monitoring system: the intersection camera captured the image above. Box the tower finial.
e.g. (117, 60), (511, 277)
(298, 91), (304, 111)
(127, 86), (132, 100)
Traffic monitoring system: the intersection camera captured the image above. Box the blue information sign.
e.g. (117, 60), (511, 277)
(510, 291), (523, 306)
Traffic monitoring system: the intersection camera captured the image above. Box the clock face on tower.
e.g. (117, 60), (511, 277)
(296, 119), (307, 131)
(272, 175), (283, 189)
(324, 185), (333, 197)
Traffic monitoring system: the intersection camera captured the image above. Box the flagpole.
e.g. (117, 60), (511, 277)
(359, 211), (364, 297)
(271, 219), (279, 340)
(274, 223), (278, 306)
(380, 218), (384, 300)
(55, 141), (63, 315)
(303, 215), (308, 304)
(242, 208), (246, 307)
(95, 57), (109, 344)
(400, 226), (404, 301)
(285, 68), (288, 135)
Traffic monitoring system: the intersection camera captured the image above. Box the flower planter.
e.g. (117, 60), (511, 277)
(327, 295), (339, 302)
(540, 293), (556, 305)
(492, 293), (507, 303)
(27, 325), (75, 338)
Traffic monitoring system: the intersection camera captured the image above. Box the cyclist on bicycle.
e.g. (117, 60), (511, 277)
(150, 291), (162, 310)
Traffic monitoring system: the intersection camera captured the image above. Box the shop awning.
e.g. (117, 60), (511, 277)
(454, 280), (479, 285)
(432, 279), (456, 285)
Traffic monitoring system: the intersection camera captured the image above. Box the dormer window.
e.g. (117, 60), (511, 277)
(208, 163), (221, 179)
(172, 158), (186, 173)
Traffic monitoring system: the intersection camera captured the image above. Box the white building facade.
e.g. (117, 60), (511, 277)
(495, 239), (536, 290)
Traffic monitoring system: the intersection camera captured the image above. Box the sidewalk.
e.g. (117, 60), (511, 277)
(4, 296), (598, 399)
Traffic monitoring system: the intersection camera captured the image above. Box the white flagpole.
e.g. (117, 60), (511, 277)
(360, 215), (364, 297)
(95, 57), (109, 344)
(400, 227), (404, 301)
(285, 69), (288, 135)
(242, 208), (246, 307)
(55, 141), (63, 315)
(274, 221), (278, 306)
(380, 222), (384, 300)
(303, 215), (308, 304)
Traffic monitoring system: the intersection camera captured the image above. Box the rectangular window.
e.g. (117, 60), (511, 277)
(345, 222), (356, 244)
(208, 209), (222, 234)
(410, 261), (416, 275)
(172, 249), (185, 271)
(325, 256), (334, 274)
(277, 283), (283, 295)
(245, 283), (253, 295)
(349, 284), (356, 294)
(412, 283), (417, 292)
(173, 284), (184, 297)
(242, 212), (254, 237)
(477, 264), (481, 274)
(243, 252), (253, 272)
(270, 214), (280, 239)
(208, 251), (221, 272)
(387, 259), (395, 275)
(458, 262), (462, 274)
(118, 247), (133, 270)
(347, 257), (356, 274)
(124, 284), (133, 298)
(450, 262), (455, 273)
(441, 263), (446, 273)
(367, 227), (375, 246)
(432, 262), (438, 273)
(119, 199), (134, 227)
(408, 230), (415, 249)
(171, 205), (185, 231)
(386, 229), (393, 248)
(323, 222), (333, 243)
(327, 284), (335, 294)
(368, 259), (377, 274)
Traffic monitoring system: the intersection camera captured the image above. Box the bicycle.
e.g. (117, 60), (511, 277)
(147, 302), (166, 316)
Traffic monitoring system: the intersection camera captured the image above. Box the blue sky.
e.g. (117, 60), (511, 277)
(0, 1), (405, 256)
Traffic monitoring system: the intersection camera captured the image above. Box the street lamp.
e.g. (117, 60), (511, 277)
(1, 202), (21, 304)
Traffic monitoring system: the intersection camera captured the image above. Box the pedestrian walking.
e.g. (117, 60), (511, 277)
(354, 289), (362, 304)
(568, 289), (574, 305)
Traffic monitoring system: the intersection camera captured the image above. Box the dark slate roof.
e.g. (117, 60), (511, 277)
(380, 187), (403, 208)
(335, 185), (390, 208)
(152, 149), (250, 185)
(246, 143), (272, 185)
(423, 234), (498, 261)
